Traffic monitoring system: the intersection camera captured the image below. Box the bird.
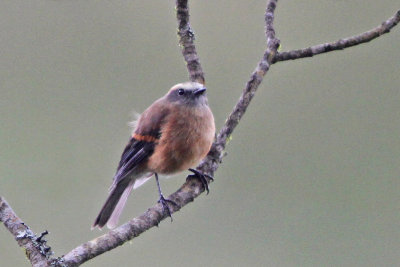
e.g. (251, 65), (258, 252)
(92, 82), (215, 229)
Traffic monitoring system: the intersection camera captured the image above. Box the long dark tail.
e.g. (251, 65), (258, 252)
(92, 179), (134, 229)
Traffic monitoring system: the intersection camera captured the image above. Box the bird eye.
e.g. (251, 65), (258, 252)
(178, 89), (185, 95)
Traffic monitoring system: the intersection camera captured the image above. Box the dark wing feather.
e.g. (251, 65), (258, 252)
(112, 139), (155, 186)
(117, 137), (147, 170)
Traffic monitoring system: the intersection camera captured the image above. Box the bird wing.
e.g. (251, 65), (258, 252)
(111, 99), (169, 188)
(112, 138), (155, 187)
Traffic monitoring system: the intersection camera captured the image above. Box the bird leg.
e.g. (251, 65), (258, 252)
(155, 173), (176, 221)
(187, 168), (214, 194)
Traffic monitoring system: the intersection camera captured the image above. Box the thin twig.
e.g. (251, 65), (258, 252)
(176, 0), (205, 84)
(274, 10), (400, 62)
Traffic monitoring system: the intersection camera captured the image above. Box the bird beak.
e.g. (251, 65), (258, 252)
(193, 87), (206, 95)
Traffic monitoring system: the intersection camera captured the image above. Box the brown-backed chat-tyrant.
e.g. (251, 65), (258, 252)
(93, 82), (215, 229)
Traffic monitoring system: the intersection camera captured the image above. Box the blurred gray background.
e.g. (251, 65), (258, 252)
(1, 1), (399, 266)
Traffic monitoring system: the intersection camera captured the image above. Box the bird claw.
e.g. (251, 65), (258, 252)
(187, 168), (213, 194)
(158, 195), (177, 222)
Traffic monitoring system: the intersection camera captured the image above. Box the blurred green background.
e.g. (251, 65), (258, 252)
(1, 1), (399, 266)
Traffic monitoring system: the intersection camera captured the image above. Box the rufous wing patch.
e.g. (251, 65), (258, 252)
(132, 133), (159, 143)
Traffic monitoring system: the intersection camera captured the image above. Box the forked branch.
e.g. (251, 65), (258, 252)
(1, 1), (398, 266)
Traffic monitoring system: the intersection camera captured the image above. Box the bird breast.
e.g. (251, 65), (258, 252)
(147, 105), (215, 174)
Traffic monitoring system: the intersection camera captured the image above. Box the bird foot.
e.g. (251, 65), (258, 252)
(158, 194), (177, 222)
(187, 168), (214, 194)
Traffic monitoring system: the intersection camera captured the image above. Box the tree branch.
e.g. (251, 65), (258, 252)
(274, 9), (400, 62)
(200, 0), (280, 175)
(62, 1), (281, 266)
(176, 0), (205, 84)
(0, 197), (52, 267)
